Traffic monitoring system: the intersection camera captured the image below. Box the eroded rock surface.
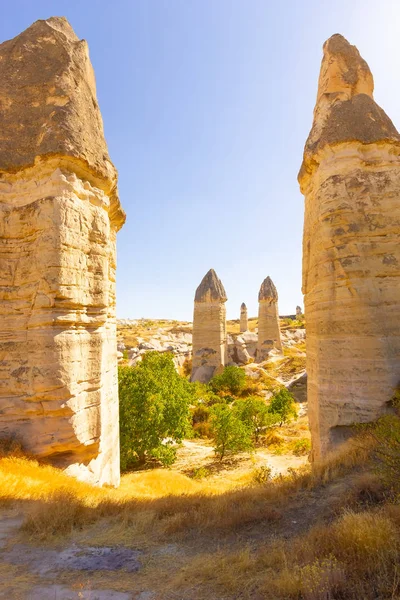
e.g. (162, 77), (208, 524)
(299, 34), (400, 459)
(0, 18), (125, 486)
(240, 302), (248, 332)
(257, 277), (282, 361)
(191, 269), (227, 382)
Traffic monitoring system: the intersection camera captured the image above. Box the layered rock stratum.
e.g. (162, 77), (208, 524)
(0, 17), (125, 486)
(191, 269), (228, 382)
(257, 277), (282, 361)
(299, 34), (400, 459)
(240, 302), (248, 332)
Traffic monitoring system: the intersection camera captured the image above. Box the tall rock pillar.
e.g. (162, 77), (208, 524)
(257, 277), (282, 361)
(191, 269), (228, 383)
(240, 303), (248, 332)
(299, 34), (400, 459)
(0, 18), (125, 486)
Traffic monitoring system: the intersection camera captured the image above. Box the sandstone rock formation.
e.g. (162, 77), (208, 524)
(191, 269), (227, 382)
(257, 277), (282, 361)
(296, 306), (302, 318)
(299, 34), (400, 459)
(0, 18), (125, 486)
(240, 303), (248, 332)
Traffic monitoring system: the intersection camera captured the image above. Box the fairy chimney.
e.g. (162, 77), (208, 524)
(191, 269), (228, 383)
(0, 18), (125, 486)
(257, 277), (282, 361)
(240, 303), (248, 332)
(299, 34), (400, 459)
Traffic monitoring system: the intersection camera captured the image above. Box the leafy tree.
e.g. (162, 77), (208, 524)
(118, 352), (192, 469)
(234, 396), (279, 443)
(210, 366), (246, 397)
(268, 388), (297, 426)
(210, 403), (253, 461)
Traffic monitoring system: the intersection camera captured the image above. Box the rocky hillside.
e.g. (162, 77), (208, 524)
(117, 317), (306, 399)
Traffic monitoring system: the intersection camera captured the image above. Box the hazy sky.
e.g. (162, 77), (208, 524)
(2, 1), (400, 320)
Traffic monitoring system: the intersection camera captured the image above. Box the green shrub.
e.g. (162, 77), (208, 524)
(192, 466), (210, 480)
(191, 404), (212, 438)
(118, 352), (192, 470)
(252, 465), (272, 484)
(292, 438), (311, 456)
(210, 366), (246, 397)
(268, 388), (297, 426)
(370, 415), (400, 491)
(234, 396), (279, 443)
(210, 403), (253, 461)
(190, 381), (220, 406)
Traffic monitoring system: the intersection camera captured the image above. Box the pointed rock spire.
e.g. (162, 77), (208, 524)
(194, 269), (227, 303)
(191, 269), (228, 383)
(240, 302), (248, 333)
(299, 33), (400, 460)
(0, 17), (125, 486)
(258, 276), (278, 302)
(299, 34), (400, 184)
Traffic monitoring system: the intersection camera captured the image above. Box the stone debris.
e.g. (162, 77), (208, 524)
(0, 17), (125, 486)
(299, 34), (400, 459)
(257, 277), (282, 361)
(191, 269), (228, 382)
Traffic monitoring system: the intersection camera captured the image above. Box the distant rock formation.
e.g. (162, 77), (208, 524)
(257, 277), (282, 361)
(299, 34), (400, 459)
(191, 269), (227, 382)
(0, 18), (125, 486)
(240, 303), (248, 332)
(296, 306), (302, 318)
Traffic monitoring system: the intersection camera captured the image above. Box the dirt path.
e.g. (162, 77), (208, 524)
(174, 439), (308, 480)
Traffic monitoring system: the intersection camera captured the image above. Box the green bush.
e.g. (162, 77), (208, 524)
(118, 352), (192, 470)
(292, 438), (311, 456)
(234, 396), (279, 443)
(369, 415), (400, 491)
(210, 366), (246, 397)
(190, 381), (220, 406)
(252, 465), (272, 484)
(268, 388), (297, 426)
(210, 403), (253, 461)
(192, 404), (210, 425)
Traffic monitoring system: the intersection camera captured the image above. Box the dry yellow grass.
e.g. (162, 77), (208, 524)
(2, 432), (394, 600)
(0, 435), (374, 545)
(170, 508), (400, 599)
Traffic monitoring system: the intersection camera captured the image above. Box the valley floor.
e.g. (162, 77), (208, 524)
(1, 425), (391, 600)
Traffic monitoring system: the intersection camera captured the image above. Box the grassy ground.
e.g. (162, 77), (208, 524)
(2, 427), (398, 599)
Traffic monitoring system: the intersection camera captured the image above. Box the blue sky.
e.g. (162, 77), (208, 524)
(2, 1), (400, 320)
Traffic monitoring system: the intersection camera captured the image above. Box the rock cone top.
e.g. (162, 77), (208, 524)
(0, 16), (125, 228)
(241, 302), (247, 309)
(299, 34), (400, 184)
(195, 269), (227, 303)
(259, 276), (278, 302)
